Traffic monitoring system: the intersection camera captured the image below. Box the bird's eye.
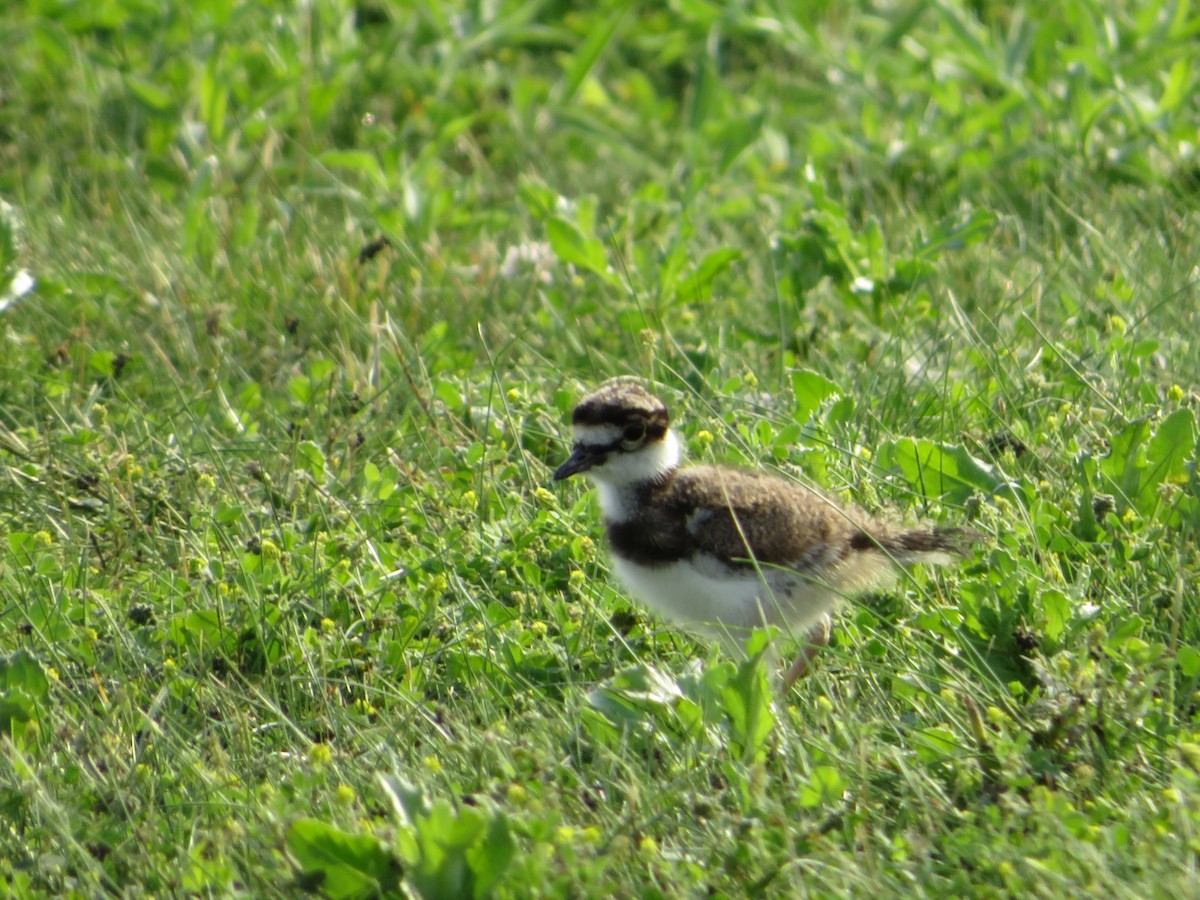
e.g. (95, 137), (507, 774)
(623, 424), (645, 442)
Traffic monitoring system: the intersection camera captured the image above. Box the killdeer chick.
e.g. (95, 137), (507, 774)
(553, 379), (980, 687)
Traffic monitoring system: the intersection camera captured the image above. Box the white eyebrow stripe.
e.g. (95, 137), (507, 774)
(573, 424), (623, 446)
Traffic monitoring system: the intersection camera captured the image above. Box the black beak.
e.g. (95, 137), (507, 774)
(553, 445), (605, 481)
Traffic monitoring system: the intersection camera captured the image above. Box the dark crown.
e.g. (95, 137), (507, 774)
(571, 380), (670, 431)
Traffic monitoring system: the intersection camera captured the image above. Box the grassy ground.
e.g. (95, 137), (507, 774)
(2, 0), (1199, 896)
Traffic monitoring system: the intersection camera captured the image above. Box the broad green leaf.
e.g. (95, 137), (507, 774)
(289, 376), (313, 405)
(1178, 645), (1200, 679)
(286, 819), (400, 900)
(0, 650), (50, 699)
(5, 531), (37, 558)
(557, 8), (626, 105)
(296, 441), (327, 481)
(798, 765), (845, 808)
(1144, 408), (1196, 496)
(917, 207), (998, 258)
(585, 686), (648, 729)
(877, 438), (1008, 502)
(687, 56), (720, 130)
(0, 650), (50, 740)
(167, 609), (225, 650)
(545, 216), (611, 280)
(199, 59), (228, 141)
(586, 664), (682, 728)
(379, 776), (513, 900)
(716, 110), (766, 175)
(379, 775), (431, 829)
(722, 646), (775, 764)
(673, 247), (742, 303)
(124, 75), (175, 113)
(422, 800), (487, 853)
(318, 151), (387, 190)
(1106, 615), (1145, 653)
(1158, 57), (1193, 114)
(791, 369), (841, 423)
(1099, 418), (1150, 506)
(0, 694), (38, 735)
(310, 358), (337, 381)
(0, 200), (18, 271)
(88, 351), (117, 378)
(1041, 588), (1070, 641)
(1073, 452), (1102, 541)
(605, 664), (683, 703)
(913, 725), (962, 763)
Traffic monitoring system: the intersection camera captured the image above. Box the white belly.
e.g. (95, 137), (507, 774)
(610, 555), (838, 650)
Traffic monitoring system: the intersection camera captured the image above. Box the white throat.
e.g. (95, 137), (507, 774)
(587, 429), (681, 522)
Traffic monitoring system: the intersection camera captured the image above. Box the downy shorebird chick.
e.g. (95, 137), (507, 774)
(552, 378), (980, 687)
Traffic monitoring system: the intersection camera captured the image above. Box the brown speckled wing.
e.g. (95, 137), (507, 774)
(668, 466), (856, 569)
(605, 465), (858, 570)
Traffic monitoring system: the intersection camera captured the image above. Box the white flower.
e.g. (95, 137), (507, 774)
(500, 241), (555, 283)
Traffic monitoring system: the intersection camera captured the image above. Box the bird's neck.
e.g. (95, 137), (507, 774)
(589, 429), (681, 522)
(594, 477), (668, 523)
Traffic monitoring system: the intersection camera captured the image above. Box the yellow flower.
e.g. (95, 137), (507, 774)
(353, 698), (376, 717)
(576, 536), (596, 560)
(423, 755), (442, 774)
(308, 743), (333, 767)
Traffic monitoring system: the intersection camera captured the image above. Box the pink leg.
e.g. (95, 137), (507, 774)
(782, 616), (832, 689)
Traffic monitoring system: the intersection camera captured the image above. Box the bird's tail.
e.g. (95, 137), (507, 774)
(854, 526), (983, 566)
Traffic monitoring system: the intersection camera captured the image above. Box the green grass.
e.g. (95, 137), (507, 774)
(2, 0), (1199, 896)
